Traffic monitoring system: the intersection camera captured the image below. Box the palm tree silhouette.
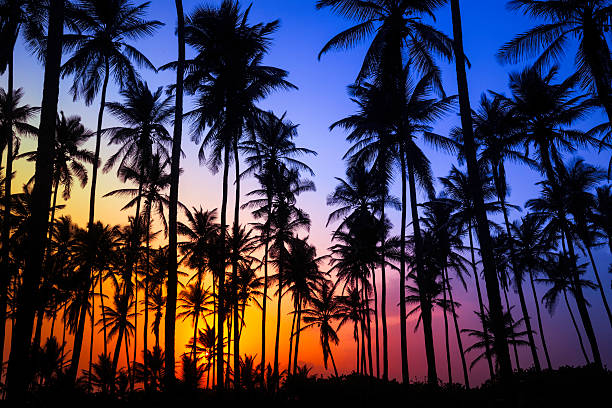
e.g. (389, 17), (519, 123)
(63, 0), (161, 382)
(182, 2), (296, 387)
(178, 282), (210, 360)
(499, 0), (612, 121)
(593, 185), (612, 252)
(301, 280), (342, 377)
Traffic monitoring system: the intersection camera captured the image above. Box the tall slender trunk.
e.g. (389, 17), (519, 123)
(584, 246), (612, 327)
(272, 263), (282, 388)
(372, 263), (380, 378)
(0, 33), (16, 381)
(515, 273), (541, 371)
(260, 226), (269, 386)
(132, 268), (138, 391)
(398, 147), (409, 383)
(450, 0), (512, 380)
(216, 145), (230, 389)
(293, 296), (302, 374)
(442, 267), (452, 384)
(528, 269), (551, 369)
(380, 204), (389, 381)
(232, 142), (241, 388)
(406, 158), (436, 384)
(143, 214), (151, 389)
(563, 289), (590, 364)
(328, 343), (339, 377)
(503, 285), (520, 370)
(445, 268), (469, 388)
(166, 0), (185, 388)
(287, 300), (296, 374)
(88, 292), (95, 389)
(364, 282), (373, 377)
(564, 233), (602, 368)
(6, 2), (64, 397)
(70, 60), (110, 381)
(468, 225), (495, 378)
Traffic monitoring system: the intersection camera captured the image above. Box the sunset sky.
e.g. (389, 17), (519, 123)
(4, 0), (611, 385)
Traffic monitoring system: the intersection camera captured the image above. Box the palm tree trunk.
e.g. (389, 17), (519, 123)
(272, 263), (283, 387)
(47, 179), (60, 245)
(232, 142), (241, 389)
(260, 226), (269, 386)
(192, 311), (199, 360)
(88, 292), (95, 389)
(364, 283), (373, 377)
(528, 269), (552, 369)
(380, 204), (389, 381)
(293, 295), (303, 374)
(502, 285), (520, 370)
(563, 289), (590, 364)
(442, 268), (452, 384)
(287, 300), (296, 375)
(398, 147), (410, 384)
(406, 158), (436, 384)
(216, 145), (230, 389)
(6, 1), (63, 398)
(355, 323), (359, 373)
(468, 224), (495, 378)
(371, 264), (380, 379)
(99, 273), (108, 357)
(450, 0), (512, 380)
(166, 0), (185, 389)
(445, 268), (469, 388)
(0, 29), (15, 384)
(71, 60), (110, 383)
(328, 343), (339, 377)
(515, 274), (541, 371)
(225, 312), (231, 386)
(584, 245), (612, 327)
(211, 277), (216, 387)
(132, 273), (138, 391)
(583, 26), (612, 123)
(143, 214), (151, 389)
(564, 232), (602, 368)
(112, 323), (125, 378)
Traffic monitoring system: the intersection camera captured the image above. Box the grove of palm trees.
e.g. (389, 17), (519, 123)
(0, 0), (611, 406)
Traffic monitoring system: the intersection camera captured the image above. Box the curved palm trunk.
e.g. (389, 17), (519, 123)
(327, 342), (339, 377)
(232, 142), (241, 389)
(584, 246), (612, 328)
(468, 225), (495, 378)
(216, 145), (230, 389)
(6, 2), (63, 398)
(515, 274), (541, 371)
(71, 60), (110, 381)
(450, 0), (512, 380)
(293, 295), (303, 374)
(372, 263), (380, 378)
(406, 158), (436, 384)
(563, 289), (590, 364)
(502, 284), (520, 370)
(528, 269), (552, 369)
(398, 148), (410, 383)
(442, 268), (452, 384)
(0, 38), (15, 382)
(166, 0), (185, 388)
(445, 268), (469, 388)
(287, 300), (296, 374)
(380, 205), (389, 381)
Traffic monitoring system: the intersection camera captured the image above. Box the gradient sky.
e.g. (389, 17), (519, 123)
(4, 0), (612, 385)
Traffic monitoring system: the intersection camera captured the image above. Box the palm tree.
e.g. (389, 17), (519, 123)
(0, 87), (38, 372)
(450, 0), (514, 379)
(178, 282), (210, 360)
(337, 284), (366, 373)
(300, 280), (342, 377)
(563, 158), (611, 327)
(512, 215), (554, 370)
(183, 2), (296, 387)
(593, 185), (612, 252)
(241, 111), (315, 382)
(527, 177), (603, 367)
(498, 0), (612, 121)
(318, 0), (455, 384)
(64, 0), (161, 382)
(539, 252), (596, 364)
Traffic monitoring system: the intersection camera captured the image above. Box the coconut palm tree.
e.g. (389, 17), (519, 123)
(337, 284), (366, 374)
(63, 0), (161, 382)
(527, 177), (603, 367)
(182, 2), (296, 387)
(300, 280), (342, 377)
(449, 0), (514, 379)
(241, 110), (314, 383)
(563, 158), (611, 327)
(498, 0), (612, 121)
(178, 282), (210, 359)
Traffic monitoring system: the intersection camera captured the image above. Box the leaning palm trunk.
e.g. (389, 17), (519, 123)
(516, 274), (541, 371)
(584, 245), (612, 328)
(166, 0), (186, 388)
(467, 224), (496, 377)
(407, 159), (436, 384)
(380, 204), (389, 380)
(6, 1), (64, 398)
(445, 268), (470, 388)
(450, 0), (513, 379)
(71, 60), (111, 380)
(293, 295), (303, 374)
(529, 269), (552, 369)
(287, 301), (296, 374)
(563, 289), (590, 364)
